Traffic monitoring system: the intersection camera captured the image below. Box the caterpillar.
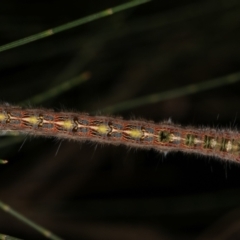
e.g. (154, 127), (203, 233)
(0, 104), (239, 163)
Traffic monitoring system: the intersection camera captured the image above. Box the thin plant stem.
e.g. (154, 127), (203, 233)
(0, 201), (63, 240)
(20, 72), (91, 105)
(0, 160), (8, 164)
(101, 71), (240, 113)
(0, 0), (151, 53)
(0, 234), (23, 240)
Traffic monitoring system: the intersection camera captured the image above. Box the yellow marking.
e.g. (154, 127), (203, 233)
(89, 125), (110, 134)
(56, 120), (74, 130)
(63, 120), (74, 129)
(169, 133), (175, 142)
(0, 113), (6, 121)
(23, 116), (39, 125)
(226, 140), (232, 152)
(232, 143), (240, 152)
(97, 124), (109, 134)
(125, 129), (143, 139)
(210, 139), (217, 148)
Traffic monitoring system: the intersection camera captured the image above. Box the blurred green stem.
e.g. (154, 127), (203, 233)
(101, 71), (240, 113)
(0, 234), (23, 240)
(0, 201), (63, 240)
(0, 0), (151, 53)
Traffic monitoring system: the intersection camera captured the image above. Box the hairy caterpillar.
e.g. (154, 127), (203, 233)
(1, 104), (240, 163)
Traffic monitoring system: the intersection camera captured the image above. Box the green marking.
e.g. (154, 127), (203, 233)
(186, 134), (196, 146)
(204, 136), (213, 149)
(159, 131), (170, 143)
(220, 138), (227, 152)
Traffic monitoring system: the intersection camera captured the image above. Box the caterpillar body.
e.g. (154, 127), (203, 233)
(0, 104), (239, 163)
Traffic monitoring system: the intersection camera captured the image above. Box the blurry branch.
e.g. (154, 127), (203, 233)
(0, 201), (63, 240)
(0, 0), (151, 53)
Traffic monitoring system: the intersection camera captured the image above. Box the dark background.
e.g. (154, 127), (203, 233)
(1, 0), (240, 239)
